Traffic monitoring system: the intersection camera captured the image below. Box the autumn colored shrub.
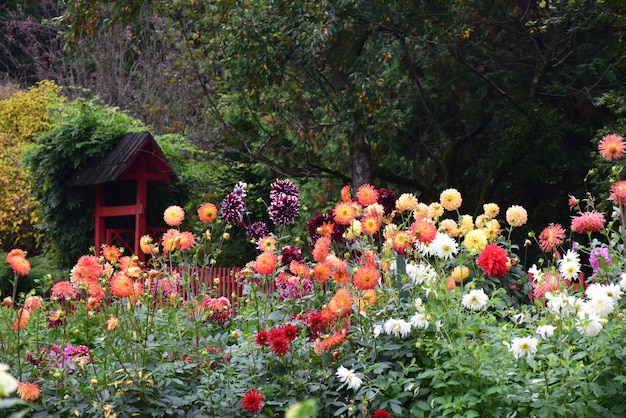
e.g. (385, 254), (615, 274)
(0, 80), (64, 253)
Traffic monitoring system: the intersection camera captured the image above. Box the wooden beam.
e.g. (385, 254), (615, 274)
(94, 204), (145, 217)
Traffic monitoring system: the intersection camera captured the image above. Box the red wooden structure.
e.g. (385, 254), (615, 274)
(170, 266), (275, 306)
(65, 132), (176, 260)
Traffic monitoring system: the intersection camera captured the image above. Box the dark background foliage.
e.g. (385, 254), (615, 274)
(1, 0), (626, 267)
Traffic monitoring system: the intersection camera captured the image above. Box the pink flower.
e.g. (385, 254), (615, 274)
(571, 211), (605, 234)
(598, 134), (626, 161)
(610, 180), (626, 205)
(538, 224), (565, 253)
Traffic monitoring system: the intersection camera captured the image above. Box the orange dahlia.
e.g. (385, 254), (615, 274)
(13, 308), (30, 331)
(161, 229), (179, 253)
(391, 230), (413, 255)
(24, 296), (43, 313)
(328, 288), (353, 318)
(538, 224), (566, 252)
(101, 245), (121, 263)
(17, 382), (40, 402)
(610, 180), (626, 205)
(333, 202), (357, 225)
(177, 231), (196, 250)
(340, 185), (352, 202)
(598, 134), (626, 161)
(163, 205), (185, 227)
(313, 262), (332, 284)
(6, 248), (26, 260)
(313, 329), (347, 355)
(51, 281), (77, 301)
(411, 219), (437, 243)
(258, 235), (278, 252)
(254, 252), (278, 276)
(70, 255), (104, 287)
(317, 221), (335, 238)
(107, 315), (119, 331)
(312, 236), (331, 262)
(356, 183), (378, 206)
(8, 255), (30, 276)
(359, 289), (377, 311)
(361, 215), (382, 235)
(353, 264), (380, 291)
(110, 273), (134, 299)
(140, 235), (158, 254)
(197, 202), (218, 223)
(289, 260), (309, 278)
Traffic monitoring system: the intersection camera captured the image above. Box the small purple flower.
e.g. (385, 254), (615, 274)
(221, 183), (248, 225)
(589, 247), (612, 274)
(247, 221), (270, 241)
(232, 181), (247, 197)
(268, 179), (300, 226)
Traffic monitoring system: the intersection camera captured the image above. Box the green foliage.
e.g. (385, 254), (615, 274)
(24, 99), (146, 266)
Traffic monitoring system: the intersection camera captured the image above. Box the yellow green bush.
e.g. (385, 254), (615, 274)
(0, 80), (65, 252)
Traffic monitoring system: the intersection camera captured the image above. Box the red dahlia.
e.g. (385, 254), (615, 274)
(372, 410), (391, 418)
(241, 389), (264, 414)
(476, 244), (509, 278)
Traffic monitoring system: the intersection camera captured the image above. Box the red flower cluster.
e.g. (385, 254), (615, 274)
(255, 324), (298, 356)
(476, 244), (509, 278)
(372, 410), (391, 418)
(241, 389), (264, 414)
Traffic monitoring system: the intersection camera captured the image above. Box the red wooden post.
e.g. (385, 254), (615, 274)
(135, 174), (147, 261)
(94, 185), (106, 254)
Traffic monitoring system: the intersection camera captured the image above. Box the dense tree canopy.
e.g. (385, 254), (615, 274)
(3, 0), (626, 253)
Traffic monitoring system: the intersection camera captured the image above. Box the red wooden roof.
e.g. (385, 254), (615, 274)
(65, 131), (177, 187)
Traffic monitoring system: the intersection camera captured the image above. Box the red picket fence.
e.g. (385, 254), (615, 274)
(169, 267), (275, 303)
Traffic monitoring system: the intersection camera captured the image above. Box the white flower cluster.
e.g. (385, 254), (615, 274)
(405, 262), (438, 286)
(558, 249), (581, 280)
(543, 282), (622, 338)
(461, 288), (489, 311)
(0, 364), (18, 398)
(509, 336), (539, 360)
(335, 366), (363, 391)
(373, 298), (430, 338)
(415, 232), (459, 259)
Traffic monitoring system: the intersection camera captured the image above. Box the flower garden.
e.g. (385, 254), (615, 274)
(1, 135), (626, 417)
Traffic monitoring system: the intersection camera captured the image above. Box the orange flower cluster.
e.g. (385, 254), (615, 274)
(6, 249), (30, 276)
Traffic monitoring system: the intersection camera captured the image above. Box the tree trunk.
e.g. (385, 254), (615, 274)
(350, 133), (372, 188)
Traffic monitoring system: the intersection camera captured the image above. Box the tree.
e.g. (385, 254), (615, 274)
(15, 0), (626, 233)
